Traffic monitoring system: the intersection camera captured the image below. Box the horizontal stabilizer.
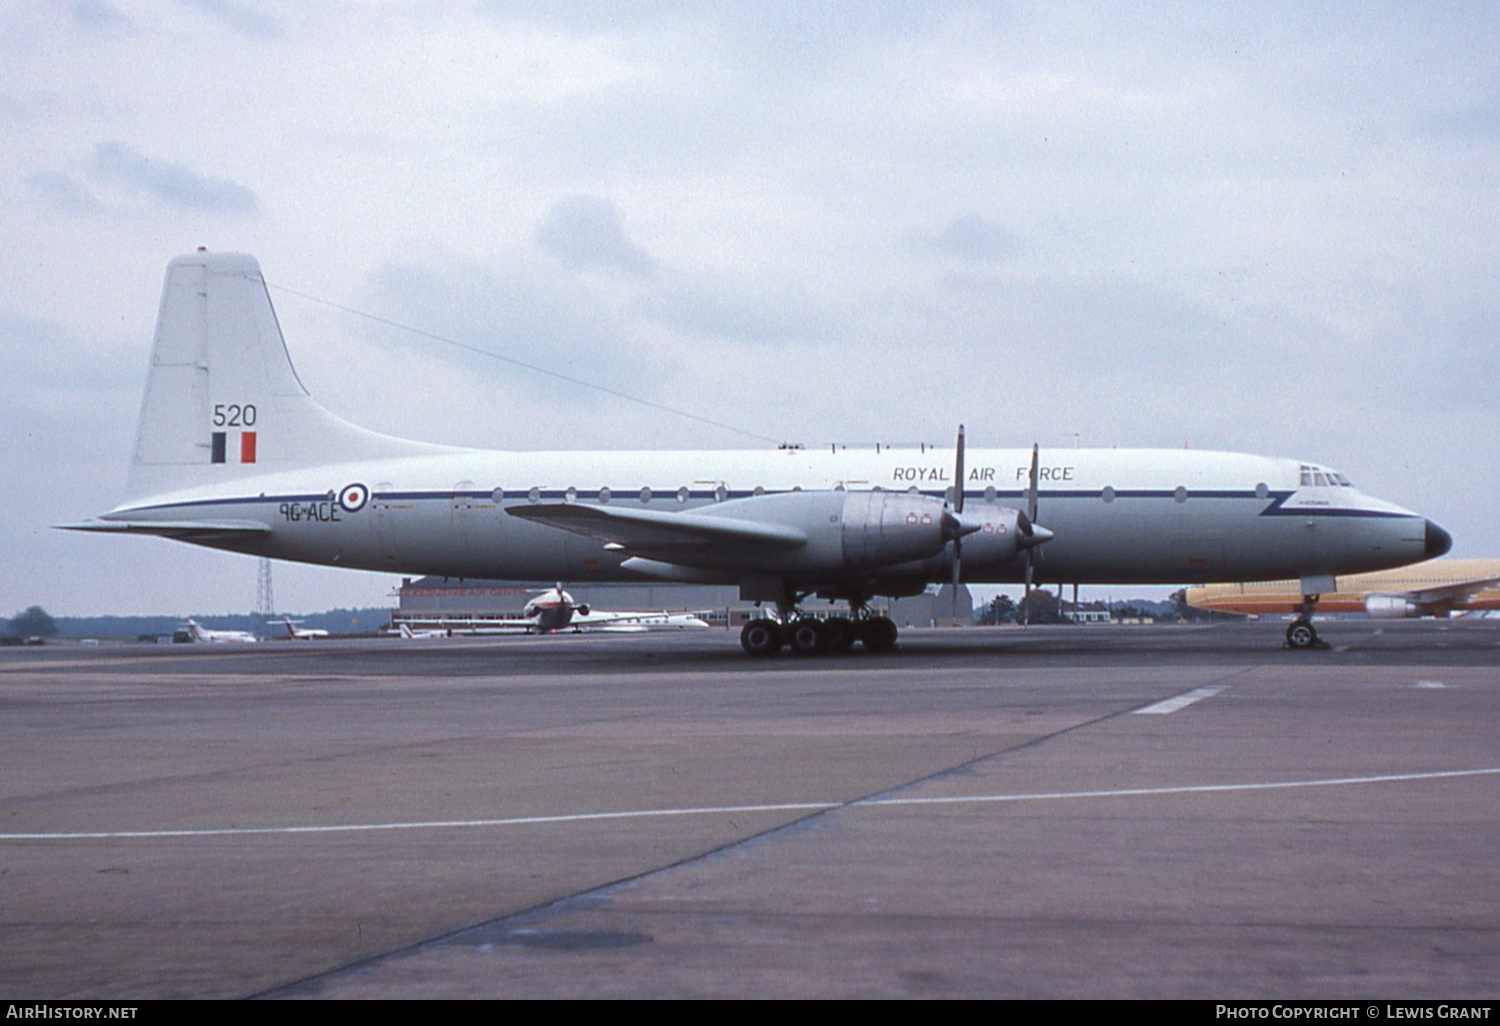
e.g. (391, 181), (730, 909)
(59, 519), (271, 542)
(507, 503), (806, 553)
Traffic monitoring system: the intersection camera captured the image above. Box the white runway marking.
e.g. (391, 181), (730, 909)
(1134, 685), (1228, 714)
(4, 767), (1498, 842)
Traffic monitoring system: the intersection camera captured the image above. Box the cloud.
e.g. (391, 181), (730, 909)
(535, 195), (658, 278)
(907, 213), (1022, 263)
(1424, 98), (1500, 140)
(26, 170), (103, 214)
(90, 141), (259, 215)
(69, 0), (134, 36)
(346, 253), (676, 421)
(180, 0), (281, 40)
(636, 278), (844, 345)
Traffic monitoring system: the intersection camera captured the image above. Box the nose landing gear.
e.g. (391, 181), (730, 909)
(1285, 594), (1326, 650)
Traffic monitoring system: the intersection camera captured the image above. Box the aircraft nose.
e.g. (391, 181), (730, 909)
(1424, 519), (1453, 559)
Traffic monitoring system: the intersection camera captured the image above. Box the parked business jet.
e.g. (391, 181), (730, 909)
(397, 584), (712, 636)
(183, 619), (258, 643)
(272, 616), (330, 639)
(68, 252), (1450, 654)
(1184, 559), (1500, 623)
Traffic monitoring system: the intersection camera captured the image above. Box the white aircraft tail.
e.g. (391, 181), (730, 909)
(125, 250), (450, 502)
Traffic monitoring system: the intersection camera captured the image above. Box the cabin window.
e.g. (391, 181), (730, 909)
(1255, 482), (1269, 500)
(1174, 486), (1188, 503)
(639, 486), (652, 504)
(1101, 486), (1115, 503)
(599, 487), (611, 504)
(753, 485), (766, 496)
(528, 487), (540, 503)
(984, 485), (996, 503)
(564, 486), (577, 504)
(715, 484), (728, 502)
(491, 487), (504, 503)
(676, 486), (689, 503)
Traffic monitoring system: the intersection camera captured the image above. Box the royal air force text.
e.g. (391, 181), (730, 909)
(889, 466), (1074, 484)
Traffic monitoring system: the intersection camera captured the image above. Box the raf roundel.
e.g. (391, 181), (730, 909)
(338, 483), (369, 513)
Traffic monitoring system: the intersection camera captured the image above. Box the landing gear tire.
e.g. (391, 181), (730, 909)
(823, 616), (857, 653)
(860, 616), (899, 653)
(741, 618), (784, 656)
(787, 618), (827, 657)
(1286, 619), (1318, 650)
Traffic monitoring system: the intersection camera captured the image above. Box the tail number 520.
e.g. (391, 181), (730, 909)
(213, 404), (257, 427)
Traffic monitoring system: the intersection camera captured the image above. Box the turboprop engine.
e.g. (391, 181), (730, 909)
(628, 489), (988, 576)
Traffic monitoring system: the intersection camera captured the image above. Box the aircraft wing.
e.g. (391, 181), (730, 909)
(60, 519), (271, 542)
(1393, 576), (1500, 608)
(506, 504), (805, 554)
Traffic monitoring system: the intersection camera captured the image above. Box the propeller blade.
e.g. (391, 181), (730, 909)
(953, 424), (966, 515)
(1026, 442), (1039, 524)
(951, 424), (966, 606)
(1022, 442), (1040, 613)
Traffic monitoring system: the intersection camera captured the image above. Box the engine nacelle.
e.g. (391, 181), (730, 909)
(673, 489), (976, 576)
(1364, 594), (1420, 619)
(837, 491), (968, 569)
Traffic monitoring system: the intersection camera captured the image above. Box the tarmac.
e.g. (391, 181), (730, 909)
(2, 619), (1498, 999)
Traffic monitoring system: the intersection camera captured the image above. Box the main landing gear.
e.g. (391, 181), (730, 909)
(740, 596), (899, 657)
(1285, 594), (1326, 650)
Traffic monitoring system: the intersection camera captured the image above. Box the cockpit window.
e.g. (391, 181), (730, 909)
(1300, 464), (1353, 488)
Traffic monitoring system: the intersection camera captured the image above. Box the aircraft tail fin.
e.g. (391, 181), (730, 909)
(123, 251), (451, 503)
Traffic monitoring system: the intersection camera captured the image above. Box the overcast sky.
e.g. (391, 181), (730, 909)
(3, 1), (1497, 617)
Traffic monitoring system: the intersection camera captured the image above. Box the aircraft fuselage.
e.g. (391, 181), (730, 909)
(110, 445), (1436, 589)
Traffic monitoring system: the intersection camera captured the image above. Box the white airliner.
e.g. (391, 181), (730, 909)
(182, 618), (258, 643)
(272, 616), (330, 640)
(69, 252), (1450, 654)
(397, 584), (712, 636)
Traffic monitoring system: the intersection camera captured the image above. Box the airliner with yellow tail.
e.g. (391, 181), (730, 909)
(1185, 559), (1500, 619)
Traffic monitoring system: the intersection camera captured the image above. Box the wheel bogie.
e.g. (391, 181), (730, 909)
(823, 616), (857, 653)
(740, 618), (784, 656)
(786, 618), (827, 656)
(860, 616), (899, 653)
